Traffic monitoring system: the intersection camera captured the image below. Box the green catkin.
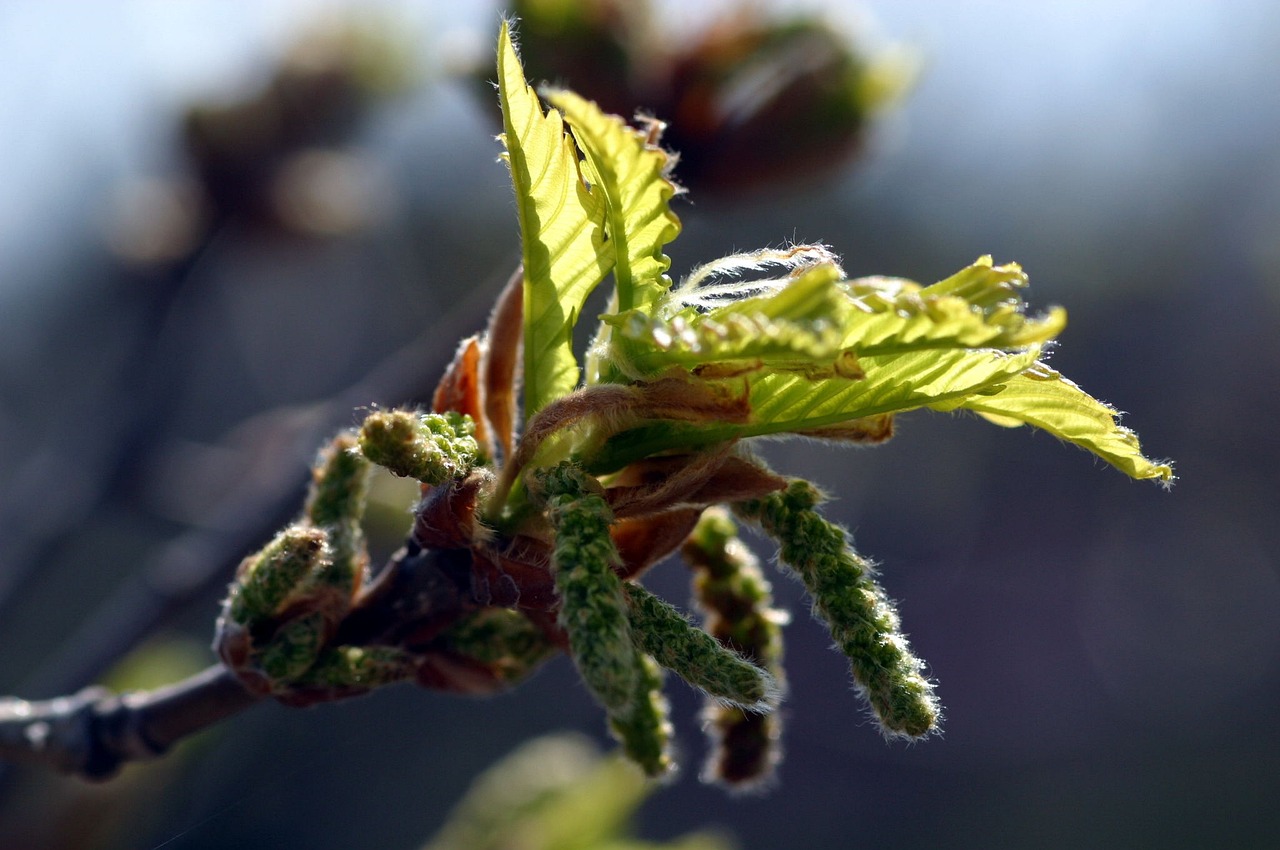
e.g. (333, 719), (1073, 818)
(358, 409), (480, 485)
(683, 508), (787, 787)
(735, 481), (940, 739)
(536, 462), (670, 774)
(608, 654), (674, 778)
(306, 432), (370, 529)
(305, 432), (371, 596)
(622, 582), (777, 710)
(228, 525), (330, 624)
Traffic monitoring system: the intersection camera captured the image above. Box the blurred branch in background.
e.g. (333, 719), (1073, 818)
(0, 19), (420, 645)
(497, 0), (915, 194)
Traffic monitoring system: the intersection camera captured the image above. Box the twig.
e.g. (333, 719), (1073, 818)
(0, 665), (259, 781)
(2, 540), (478, 780)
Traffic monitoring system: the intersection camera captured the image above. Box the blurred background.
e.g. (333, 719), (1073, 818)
(1, 0), (1278, 847)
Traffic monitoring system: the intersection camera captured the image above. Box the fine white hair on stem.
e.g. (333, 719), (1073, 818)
(673, 244), (845, 308)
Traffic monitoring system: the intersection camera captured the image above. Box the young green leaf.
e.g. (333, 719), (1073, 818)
(837, 256), (1067, 355)
(602, 263), (857, 378)
(583, 345), (1044, 473)
(543, 88), (681, 317)
(497, 22), (612, 418)
(935, 362), (1174, 483)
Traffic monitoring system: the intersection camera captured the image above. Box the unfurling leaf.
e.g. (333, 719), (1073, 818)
(497, 22), (611, 418)
(544, 88), (681, 316)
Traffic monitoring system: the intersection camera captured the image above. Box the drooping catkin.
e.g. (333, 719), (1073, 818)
(536, 462), (671, 775)
(608, 653), (674, 778)
(734, 481), (940, 739)
(622, 582), (777, 710)
(683, 507), (787, 787)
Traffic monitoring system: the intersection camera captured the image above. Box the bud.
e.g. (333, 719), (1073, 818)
(443, 608), (557, 687)
(258, 612), (327, 684)
(298, 645), (416, 691)
(305, 432), (370, 609)
(226, 525), (330, 625)
(358, 409), (479, 485)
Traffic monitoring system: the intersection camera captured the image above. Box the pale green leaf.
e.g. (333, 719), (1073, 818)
(544, 88), (681, 315)
(940, 363), (1174, 483)
(744, 344), (1044, 436)
(838, 256), (1067, 355)
(583, 345), (1043, 473)
(602, 263), (855, 377)
(497, 23), (612, 418)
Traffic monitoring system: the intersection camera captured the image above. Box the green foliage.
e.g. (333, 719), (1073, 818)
(934, 361), (1172, 481)
(497, 23), (612, 418)
(492, 23), (1169, 486)
(543, 88), (680, 317)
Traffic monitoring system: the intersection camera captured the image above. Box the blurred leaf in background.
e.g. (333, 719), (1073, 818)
(423, 733), (733, 850)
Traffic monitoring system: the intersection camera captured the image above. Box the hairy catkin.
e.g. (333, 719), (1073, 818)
(608, 654), (673, 778)
(623, 583), (777, 710)
(537, 462), (672, 775)
(305, 432), (370, 606)
(735, 481), (940, 739)
(684, 508), (787, 787)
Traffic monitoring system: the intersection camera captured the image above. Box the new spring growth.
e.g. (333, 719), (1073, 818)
(218, 430), (387, 699)
(622, 583), (778, 710)
(305, 432), (370, 609)
(358, 410), (480, 485)
(216, 524), (337, 696)
(225, 525), (329, 625)
(609, 654), (673, 780)
(534, 461), (672, 776)
(736, 481), (940, 739)
(683, 508), (787, 788)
